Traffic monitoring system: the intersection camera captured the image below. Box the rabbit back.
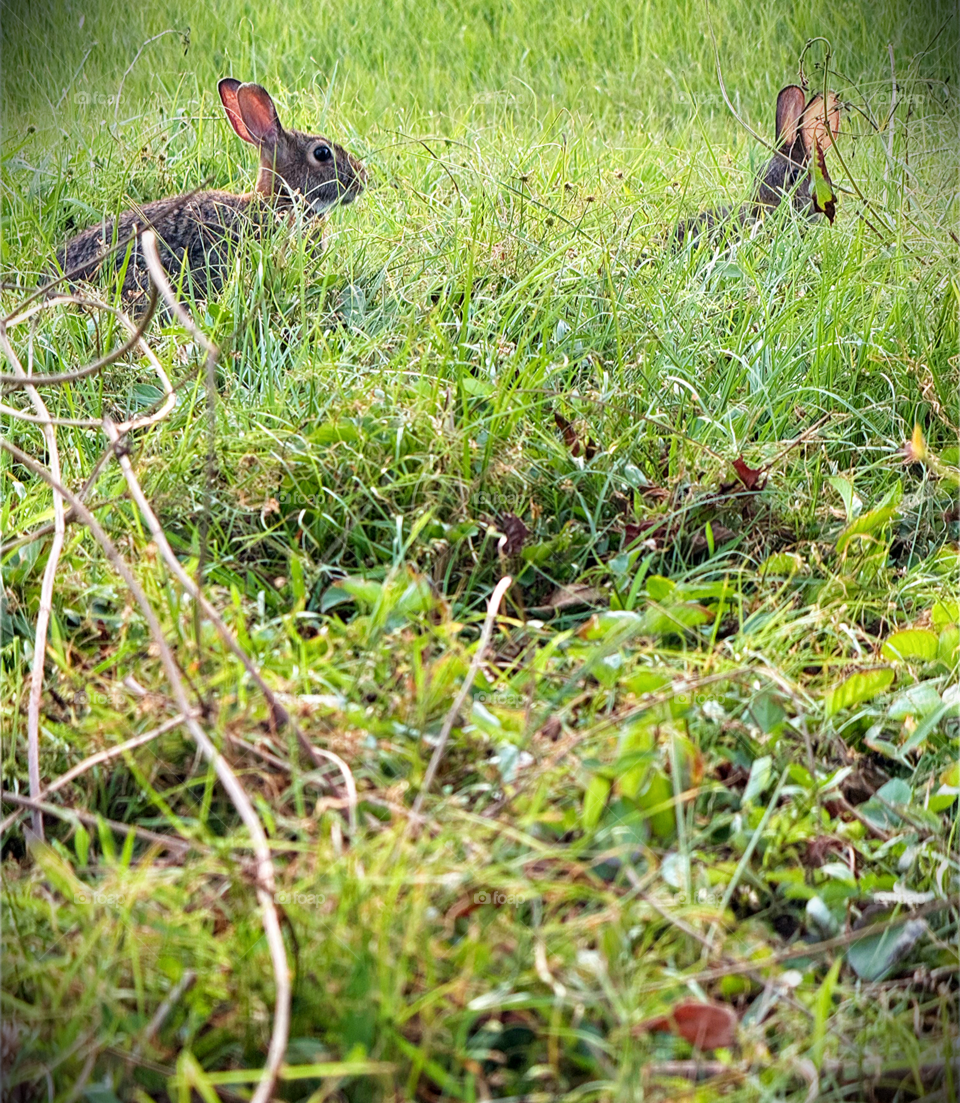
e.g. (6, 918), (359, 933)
(56, 191), (255, 296)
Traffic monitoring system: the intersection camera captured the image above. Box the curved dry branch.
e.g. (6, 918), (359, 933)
(0, 284), (158, 390)
(0, 327), (65, 841)
(0, 714), (188, 837)
(0, 439), (290, 1103)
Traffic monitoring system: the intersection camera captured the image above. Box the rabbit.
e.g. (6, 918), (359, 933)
(54, 79), (367, 297)
(674, 84), (840, 247)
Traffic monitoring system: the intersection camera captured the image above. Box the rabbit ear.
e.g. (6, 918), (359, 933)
(800, 92), (840, 155)
(235, 83), (284, 149)
(218, 78), (254, 144)
(774, 85), (806, 149)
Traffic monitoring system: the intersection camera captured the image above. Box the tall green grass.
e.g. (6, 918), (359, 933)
(1, 0), (958, 1099)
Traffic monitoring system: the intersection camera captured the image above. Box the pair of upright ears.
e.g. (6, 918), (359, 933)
(776, 85), (841, 154)
(218, 79), (283, 148)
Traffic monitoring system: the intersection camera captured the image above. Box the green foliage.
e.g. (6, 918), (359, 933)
(1, 0), (958, 1100)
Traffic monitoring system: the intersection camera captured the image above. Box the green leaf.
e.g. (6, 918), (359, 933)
(860, 776), (914, 828)
(339, 577), (385, 606)
(637, 603), (711, 636)
(128, 383), (164, 409)
(876, 778), (912, 804)
(83, 1089), (125, 1103)
(621, 670), (673, 696)
(824, 668), (895, 717)
(308, 421), (363, 446)
(750, 693), (786, 734)
(289, 554), (305, 605)
(759, 552), (806, 577)
(645, 575), (675, 601)
(634, 769), (675, 840)
(836, 505), (899, 552)
(932, 602), (959, 630)
(881, 630), (939, 663)
(826, 475), (858, 522)
(742, 755), (773, 805)
(582, 774), (611, 830)
(813, 957), (843, 1063)
(900, 702), (952, 754)
(73, 824), (90, 867)
(835, 484), (902, 552)
(847, 919), (928, 982)
(938, 627), (959, 667)
(887, 681), (943, 720)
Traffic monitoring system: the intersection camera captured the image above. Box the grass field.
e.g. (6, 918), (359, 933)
(2, 0), (959, 1099)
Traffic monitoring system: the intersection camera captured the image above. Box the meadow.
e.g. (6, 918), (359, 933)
(1, 0), (959, 1099)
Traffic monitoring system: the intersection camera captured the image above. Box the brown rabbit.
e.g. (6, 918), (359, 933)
(54, 79), (366, 296)
(675, 84), (841, 246)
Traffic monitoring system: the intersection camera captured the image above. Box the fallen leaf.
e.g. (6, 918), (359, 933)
(553, 409), (597, 459)
(538, 716), (562, 741)
(634, 1000), (738, 1050)
(731, 456), (767, 492)
(544, 584), (605, 610)
(497, 513), (528, 556)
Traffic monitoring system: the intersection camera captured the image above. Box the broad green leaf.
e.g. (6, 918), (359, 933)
(826, 475), (859, 522)
(938, 627), (959, 667)
(583, 774), (611, 830)
(638, 603), (711, 636)
(836, 505), (899, 552)
(338, 577), (385, 606)
(847, 919), (928, 981)
(634, 769), (675, 840)
(743, 755), (773, 805)
(901, 702), (952, 754)
(750, 693), (786, 733)
(645, 575), (675, 601)
(930, 789), (958, 812)
(759, 551), (806, 577)
(881, 630), (939, 663)
(824, 668), (895, 717)
(621, 670), (673, 696)
(83, 1089), (125, 1103)
(578, 610), (642, 640)
(308, 421), (363, 446)
(932, 601), (959, 630)
(876, 778), (912, 804)
(395, 578), (435, 614)
(888, 681), (943, 720)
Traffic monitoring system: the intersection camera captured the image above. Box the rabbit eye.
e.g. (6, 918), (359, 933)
(313, 145), (333, 163)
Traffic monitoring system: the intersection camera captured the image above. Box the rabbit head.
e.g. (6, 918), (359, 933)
(754, 84), (840, 211)
(218, 79), (366, 215)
